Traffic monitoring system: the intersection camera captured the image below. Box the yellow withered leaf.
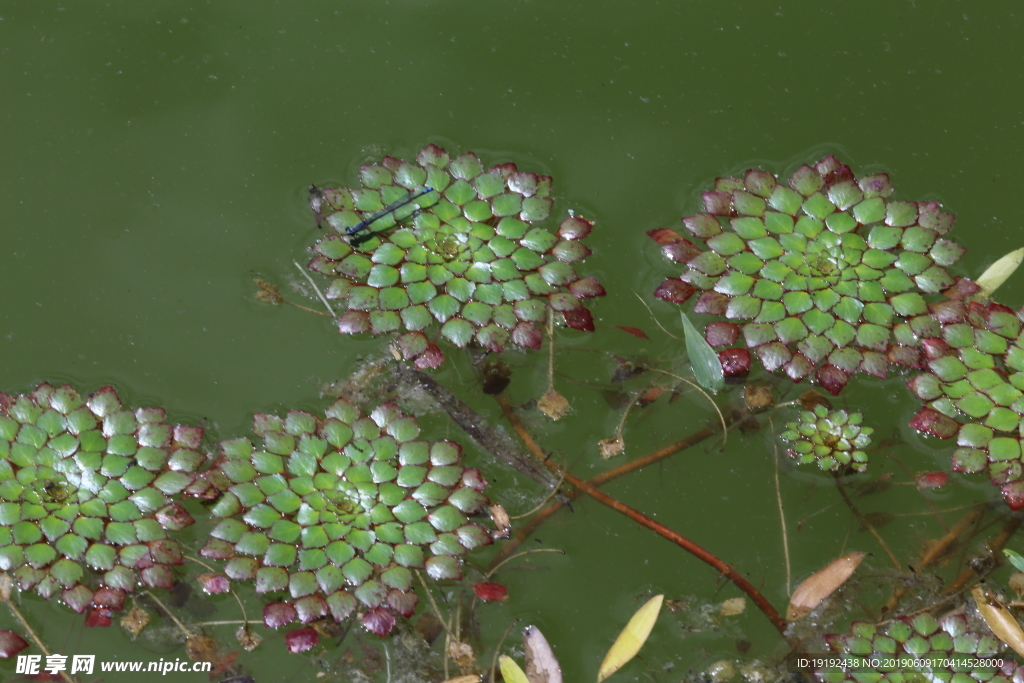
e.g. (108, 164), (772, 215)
(596, 594), (664, 682)
(974, 247), (1024, 301)
(499, 655), (530, 683)
(538, 388), (571, 420)
(787, 552), (867, 621)
(440, 677), (481, 683)
(972, 584), (1024, 658)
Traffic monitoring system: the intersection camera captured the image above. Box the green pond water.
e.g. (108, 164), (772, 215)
(3, 1), (1024, 681)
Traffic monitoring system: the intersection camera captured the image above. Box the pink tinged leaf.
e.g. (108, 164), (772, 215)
(263, 602), (297, 629)
(172, 425), (203, 450)
(704, 322), (738, 346)
(461, 468), (487, 491)
(337, 311), (371, 335)
(942, 276), (978, 300)
(62, 585), (94, 614)
(921, 338), (952, 360)
(295, 595), (328, 623)
(285, 627), (319, 653)
(512, 322), (544, 349)
(815, 364), (849, 396)
(646, 227), (684, 245)
(547, 293), (583, 312)
(472, 582), (509, 602)
(908, 408), (960, 439)
(140, 566), (175, 589)
(562, 309), (595, 332)
(362, 607), (397, 637)
(784, 354), (814, 382)
(92, 587), (125, 611)
(612, 326), (649, 340)
(1003, 482), (1024, 511)
(156, 504), (194, 531)
(929, 300), (967, 324)
(693, 291), (729, 315)
(660, 240), (700, 264)
(858, 173), (893, 198)
(814, 155), (854, 185)
(859, 351), (888, 379)
(918, 201), (956, 234)
(887, 346), (922, 369)
(916, 471), (949, 490)
(756, 342), (792, 373)
(0, 630), (29, 658)
(653, 279), (696, 304)
(387, 589), (418, 617)
(569, 277), (605, 299)
(508, 172), (539, 197)
(719, 348), (750, 376)
(557, 215), (592, 240)
(703, 191), (734, 216)
(198, 573), (231, 595)
(414, 344), (445, 370)
(682, 214), (721, 239)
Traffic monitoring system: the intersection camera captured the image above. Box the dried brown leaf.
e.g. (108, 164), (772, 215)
(742, 385), (774, 413)
(523, 625), (562, 683)
(0, 573), (12, 601)
(254, 278), (283, 304)
(1010, 573), (1024, 599)
(186, 635), (218, 663)
(797, 389), (832, 411)
(787, 552), (868, 621)
(538, 388), (571, 420)
(598, 435), (625, 459)
(119, 607), (151, 638)
(441, 677), (482, 683)
(720, 597), (746, 617)
(449, 640), (475, 670)
(972, 584), (1024, 658)
(489, 504), (511, 539)
(236, 625), (262, 651)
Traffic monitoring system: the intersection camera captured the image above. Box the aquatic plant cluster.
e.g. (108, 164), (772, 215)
(820, 611), (1024, 683)
(0, 384), (491, 639)
(307, 144), (603, 368)
(780, 405), (873, 473)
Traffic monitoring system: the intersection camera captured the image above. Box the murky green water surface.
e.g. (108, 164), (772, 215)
(3, 1), (1024, 681)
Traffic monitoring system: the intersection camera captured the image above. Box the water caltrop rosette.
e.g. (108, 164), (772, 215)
(307, 144), (604, 368)
(650, 155), (967, 394)
(781, 405), (873, 472)
(0, 384), (205, 615)
(195, 400), (492, 636)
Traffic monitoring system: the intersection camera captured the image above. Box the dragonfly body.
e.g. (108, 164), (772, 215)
(346, 187), (434, 238)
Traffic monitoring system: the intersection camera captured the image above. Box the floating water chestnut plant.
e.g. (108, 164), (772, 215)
(906, 299), (1024, 509)
(307, 144), (604, 368)
(781, 405), (873, 473)
(0, 384), (203, 614)
(650, 155), (967, 394)
(196, 399), (491, 636)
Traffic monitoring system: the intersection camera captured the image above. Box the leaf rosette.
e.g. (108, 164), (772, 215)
(781, 405), (872, 473)
(308, 144), (603, 368)
(197, 399), (492, 636)
(650, 155), (966, 394)
(0, 384), (204, 614)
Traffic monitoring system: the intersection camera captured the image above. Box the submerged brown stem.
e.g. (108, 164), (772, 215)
(494, 397), (787, 635)
(943, 512), (1022, 596)
(1, 575), (76, 683)
(833, 472), (901, 569)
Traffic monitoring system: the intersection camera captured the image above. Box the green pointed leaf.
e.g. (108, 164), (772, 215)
(680, 313), (724, 393)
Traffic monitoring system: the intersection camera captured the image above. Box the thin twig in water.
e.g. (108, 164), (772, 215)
(769, 417), (792, 596)
(415, 569), (456, 641)
(646, 368), (728, 450)
(1, 582), (76, 683)
(490, 619), (519, 683)
(293, 259), (336, 318)
(510, 467), (569, 520)
(485, 548), (566, 582)
(632, 290), (682, 340)
(384, 642), (391, 683)
(832, 473), (901, 569)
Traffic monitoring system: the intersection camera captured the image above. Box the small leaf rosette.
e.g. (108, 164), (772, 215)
(308, 144), (603, 368)
(197, 400), (492, 637)
(650, 155), (966, 394)
(781, 405), (872, 472)
(906, 300), (1024, 509)
(0, 384), (204, 614)
(818, 613), (1018, 682)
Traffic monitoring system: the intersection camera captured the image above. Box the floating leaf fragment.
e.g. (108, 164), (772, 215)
(472, 582), (509, 602)
(236, 625), (263, 651)
(596, 594), (663, 682)
(524, 625), (563, 683)
(119, 607), (151, 638)
(720, 597), (746, 617)
(971, 583), (1024, 658)
(1005, 549), (1024, 574)
(680, 313), (724, 393)
(974, 247), (1024, 300)
(787, 552), (867, 621)
(612, 326), (649, 340)
(500, 655), (530, 683)
(598, 435), (625, 459)
(0, 630), (29, 658)
(538, 388), (571, 420)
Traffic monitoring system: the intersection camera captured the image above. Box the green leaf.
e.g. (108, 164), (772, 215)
(1004, 549), (1024, 574)
(680, 313), (724, 393)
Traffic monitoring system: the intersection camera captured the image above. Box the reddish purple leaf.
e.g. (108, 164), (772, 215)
(942, 277), (980, 300)
(718, 348), (750, 376)
(92, 587), (125, 611)
(569, 276), (605, 299)
(928, 300), (967, 324)
(0, 631), (29, 658)
(705, 321), (738, 347)
(387, 589), (418, 617)
(198, 573), (231, 595)
(703, 190), (734, 216)
(815, 364), (849, 396)
(414, 344), (445, 370)
(512, 322), (543, 350)
(263, 602), (297, 629)
(653, 278), (696, 304)
(784, 354), (814, 382)
(61, 585), (94, 614)
(887, 345), (922, 368)
(646, 227), (684, 245)
(285, 627), (319, 653)
(472, 582), (509, 602)
(562, 308), (595, 332)
(1003, 482), (1024, 511)
(362, 607), (397, 637)
(85, 608), (113, 627)
(337, 311), (371, 334)
(557, 216), (593, 240)
(693, 291), (729, 315)
(916, 471), (949, 490)
(908, 408), (960, 439)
